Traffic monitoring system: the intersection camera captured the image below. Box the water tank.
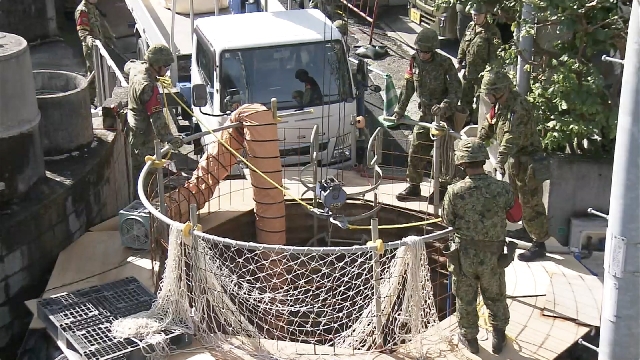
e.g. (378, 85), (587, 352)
(0, 32), (45, 204)
(34, 70), (93, 157)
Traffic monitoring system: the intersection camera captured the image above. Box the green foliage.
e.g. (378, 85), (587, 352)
(528, 57), (615, 155)
(440, 0), (628, 155)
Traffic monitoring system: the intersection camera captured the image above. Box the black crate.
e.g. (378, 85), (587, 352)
(37, 277), (192, 360)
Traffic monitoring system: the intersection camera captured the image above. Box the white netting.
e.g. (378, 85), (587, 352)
(112, 223), (452, 358)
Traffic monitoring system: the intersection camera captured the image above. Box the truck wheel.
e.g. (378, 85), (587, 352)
(136, 37), (148, 61)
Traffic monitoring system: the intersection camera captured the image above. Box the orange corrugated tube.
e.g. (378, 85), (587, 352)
(165, 104), (286, 246)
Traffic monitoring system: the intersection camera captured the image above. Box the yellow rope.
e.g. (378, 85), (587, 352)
(156, 77), (445, 230)
(144, 150), (173, 168)
(157, 77), (314, 211)
(476, 300), (516, 342)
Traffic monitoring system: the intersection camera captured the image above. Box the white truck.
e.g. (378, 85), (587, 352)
(124, 0), (357, 167)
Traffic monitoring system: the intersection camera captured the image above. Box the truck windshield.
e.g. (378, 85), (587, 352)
(219, 40), (353, 112)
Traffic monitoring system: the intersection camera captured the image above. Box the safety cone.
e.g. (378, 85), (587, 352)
(378, 73), (405, 129)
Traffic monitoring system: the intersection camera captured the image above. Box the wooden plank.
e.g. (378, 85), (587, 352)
(543, 272), (603, 327)
(89, 216), (120, 232)
(403, 296), (589, 360)
(505, 248), (595, 297)
(25, 231), (156, 329)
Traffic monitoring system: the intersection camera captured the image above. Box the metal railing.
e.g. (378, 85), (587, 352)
(92, 39), (128, 106)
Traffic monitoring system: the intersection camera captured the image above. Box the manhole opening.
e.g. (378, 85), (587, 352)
(197, 201), (453, 348)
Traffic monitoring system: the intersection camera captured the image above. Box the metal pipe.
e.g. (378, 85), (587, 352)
(155, 141), (166, 216)
(432, 115), (441, 215)
(598, 1), (640, 358)
(602, 55), (625, 65)
(371, 218), (383, 350)
(588, 207), (610, 220)
(367, 0), (380, 46)
(170, 0), (178, 86)
(190, 0), (194, 42)
(288, 0), (291, 9)
(312, 125), (319, 237)
(579, 338), (599, 353)
(215, 0), (219, 16)
(517, 3), (534, 95)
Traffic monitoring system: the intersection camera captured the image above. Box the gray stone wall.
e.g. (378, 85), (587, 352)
(0, 0), (58, 41)
(545, 154), (613, 246)
(0, 126), (130, 358)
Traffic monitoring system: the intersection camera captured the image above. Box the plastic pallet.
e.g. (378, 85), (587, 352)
(37, 277), (192, 360)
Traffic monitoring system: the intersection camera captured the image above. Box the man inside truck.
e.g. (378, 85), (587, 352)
(294, 69), (324, 108)
(219, 43), (349, 110)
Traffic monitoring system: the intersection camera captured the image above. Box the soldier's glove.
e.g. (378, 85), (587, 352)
(431, 102), (449, 116)
(87, 36), (95, 47)
(497, 241), (518, 269)
(393, 112), (403, 122)
(169, 137), (184, 150)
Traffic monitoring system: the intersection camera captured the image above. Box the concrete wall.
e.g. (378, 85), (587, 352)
(545, 154), (613, 246)
(0, 0), (58, 41)
(0, 125), (130, 358)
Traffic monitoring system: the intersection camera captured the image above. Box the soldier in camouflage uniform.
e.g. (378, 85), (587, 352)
(442, 138), (516, 355)
(333, 20), (350, 54)
(477, 69), (551, 262)
(394, 28), (462, 201)
(457, 4), (502, 124)
(126, 44), (184, 194)
(75, 0), (116, 104)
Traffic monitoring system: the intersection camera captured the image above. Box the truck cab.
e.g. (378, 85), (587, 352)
(190, 9), (356, 167)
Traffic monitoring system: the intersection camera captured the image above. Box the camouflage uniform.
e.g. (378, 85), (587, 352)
(75, 0), (116, 102)
(294, 69), (323, 107)
(457, 4), (502, 123)
(126, 45), (183, 195)
(442, 138), (514, 355)
(394, 28), (461, 200)
(477, 70), (550, 262)
(333, 20), (350, 53)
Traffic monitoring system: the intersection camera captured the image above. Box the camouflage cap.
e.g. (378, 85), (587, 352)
(455, 138), (490, 164)
(470, 3), (488, 14)
(145, 44), (174, 67)
(333, 20), (348, 37)
(414, 28), (440, 52)
(481, 69), (513, 94)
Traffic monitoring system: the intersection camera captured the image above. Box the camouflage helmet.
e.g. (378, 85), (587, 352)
(414, 28), (440, 52)
(470, 3), (488, 14)
(481, 69), (513, 95)
(145, 44), (174, 67)
(333, 20), (348, 37)
(455, 138), (490, 165)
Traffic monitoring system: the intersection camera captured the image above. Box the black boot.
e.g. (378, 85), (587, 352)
(426, 183), (451, 204)
(517, 241), (547, 262)
(492, 328), (506, 354)
(458, 333), (479, 354)
(396, 184), (422, 201)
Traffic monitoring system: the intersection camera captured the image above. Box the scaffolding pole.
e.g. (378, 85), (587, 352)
(517, 3), (534, 95)
(598, 1), (640, 359)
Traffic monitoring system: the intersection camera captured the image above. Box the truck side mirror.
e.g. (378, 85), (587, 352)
(369, 85), (382, 93)
(192, 83), (208, 108)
